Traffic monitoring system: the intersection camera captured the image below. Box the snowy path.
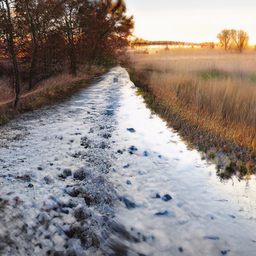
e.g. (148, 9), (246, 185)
(0, 67), (256, 256)
(110, 67), (256, 256)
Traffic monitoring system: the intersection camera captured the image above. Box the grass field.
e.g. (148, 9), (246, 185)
(129, 48), (256, 178)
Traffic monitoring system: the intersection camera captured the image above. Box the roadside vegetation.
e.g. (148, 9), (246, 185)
(0, 0), (133, 124)
(128, 48), (256, 180)
(0, 66), (106, 124)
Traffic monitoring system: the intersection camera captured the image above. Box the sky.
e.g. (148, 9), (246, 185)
(125, 0), (256, 45)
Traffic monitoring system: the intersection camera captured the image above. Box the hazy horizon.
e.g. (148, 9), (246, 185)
(126, 0), (256, 45)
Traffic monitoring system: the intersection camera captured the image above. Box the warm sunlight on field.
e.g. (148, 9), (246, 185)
(132, 48), (256, 75)
(129, 48), (256, 174)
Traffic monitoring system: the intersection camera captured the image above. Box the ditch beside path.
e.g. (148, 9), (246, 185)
(0, 67), (255, 256)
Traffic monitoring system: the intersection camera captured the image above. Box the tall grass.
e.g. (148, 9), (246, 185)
(0, 65), (106, 125)
(0, 77), (14, 102)
(129, 48), (256, 176)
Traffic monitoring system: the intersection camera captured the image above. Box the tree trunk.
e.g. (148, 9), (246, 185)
(88, 21), (113, 68)
(25, 0), (38, 90)
(12, 49), (20, 105)
(68, 34), (76, 76)
(88, 33), (105, 69)
(5, 0), (20, 106)
(29, 43), (38, 88)
(65, 13), (76, 76)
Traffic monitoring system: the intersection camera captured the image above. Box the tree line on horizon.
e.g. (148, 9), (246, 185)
(130, 38), (218, 50)
(130, 29), (250, 51)
(0, 0), (134, 105)
(130, 38), (202, 47)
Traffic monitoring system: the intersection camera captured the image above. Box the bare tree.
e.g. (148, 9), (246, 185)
(0, 0), (134, 99)
(236, 30), (249, 52)
(61, 0), (84, 76)
(24, 0), (38, 90)
(0, 0), (20, 105)
(218, 29), (249, 52)
(217, 29), (231, 50)
(15, 0), (64, 89)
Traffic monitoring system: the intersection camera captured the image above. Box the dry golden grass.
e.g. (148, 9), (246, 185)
(0, 65), (101, 104)
(133, 48), (256, 75)
(129, 48), (256, 176)
(0, 65), (106, 125)
(0, 77), (14, 103)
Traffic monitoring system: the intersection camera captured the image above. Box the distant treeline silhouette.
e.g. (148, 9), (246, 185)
(0, 0), (134, 104)
(130, 38), (215, 48)
(131, 38), (200, 46)
(131, 29), (250, 51)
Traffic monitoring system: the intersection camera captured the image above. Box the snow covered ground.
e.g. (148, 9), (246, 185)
(0, 66), (256, 255)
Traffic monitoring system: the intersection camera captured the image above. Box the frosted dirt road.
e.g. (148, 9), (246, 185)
(0, 67), (256, 256)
